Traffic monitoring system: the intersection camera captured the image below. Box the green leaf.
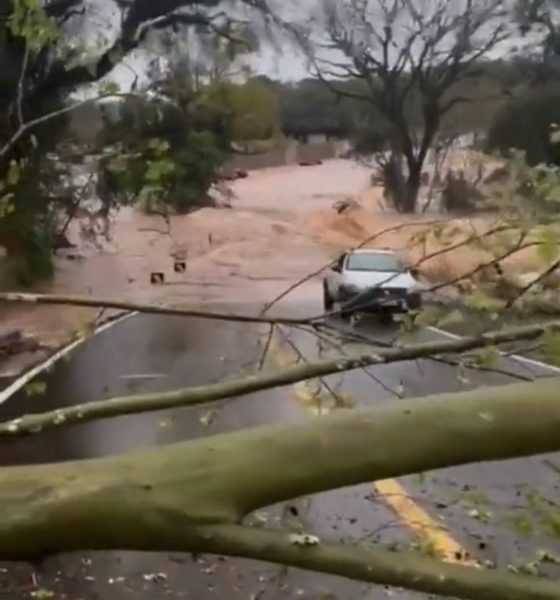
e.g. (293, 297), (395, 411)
(509, 513), (534, 536)
(460, 489), (488, 505)
(467, 508), (492, 523)
(411, 532), (444, 559)
(0, 193), (15, 218)
(465, 290), (504, 314)
(145, 159), (175, 183)
(394, 312), (417, 334)
(540, 509), (560, 537)
(31, 589), (55, 600)
(473, 347), (499, 369)
(102, 81), (121, 95)
(7, 160), (20, 186)
(24, 381), (47, 397)
(437, 308), (464, 329)
(414, 306), (441, 328)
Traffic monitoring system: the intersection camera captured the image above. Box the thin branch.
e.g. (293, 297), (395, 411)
(15, 42), (30, 128)
(430, 355), (534, 382)
(0, 92), (137, 159)
(314, 320), (537, 385)
(258, 324), (275, 370)
(3, 318), (560, 435)
(504, 260), (560, 310)
(0, 292), (309, 326)
(428, 239), (535, 294)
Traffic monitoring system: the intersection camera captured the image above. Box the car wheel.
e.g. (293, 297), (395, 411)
(323, 282), (334, 311)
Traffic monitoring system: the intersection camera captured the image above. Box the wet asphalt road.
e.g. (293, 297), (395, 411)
(1, 296), (560, 599)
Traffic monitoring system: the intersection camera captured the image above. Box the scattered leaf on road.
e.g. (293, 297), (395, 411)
(199, 410), (217, 427)
(25, 381), (47, 397)
(143, 572), (167, 582)
(289, 533), (320, 547)
(31, 590), (55, 600)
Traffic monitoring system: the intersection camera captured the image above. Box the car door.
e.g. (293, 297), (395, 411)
(327, 253), (346, 297)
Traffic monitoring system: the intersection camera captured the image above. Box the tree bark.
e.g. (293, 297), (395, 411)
(3, 382), (560, 597)
(197, 525), (560, 600)
(401, 165), (421, 213)
(383, 151), (421, 213)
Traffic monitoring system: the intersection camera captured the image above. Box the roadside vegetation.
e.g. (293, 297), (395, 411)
(4, 1), (560, 600)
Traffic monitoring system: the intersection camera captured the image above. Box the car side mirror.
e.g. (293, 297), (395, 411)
(409, 267), (419, 278)
(331, 264), (341, 273)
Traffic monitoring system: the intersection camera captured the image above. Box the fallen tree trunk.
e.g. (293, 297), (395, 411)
(2, 380), (560, 599)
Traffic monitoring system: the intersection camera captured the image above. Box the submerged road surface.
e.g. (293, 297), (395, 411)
(1, 296), (560, 599)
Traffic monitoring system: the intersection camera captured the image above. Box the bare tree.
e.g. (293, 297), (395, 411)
(285, 0), (511, 212)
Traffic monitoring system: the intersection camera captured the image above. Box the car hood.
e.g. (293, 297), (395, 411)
(341, 270), (417, 290)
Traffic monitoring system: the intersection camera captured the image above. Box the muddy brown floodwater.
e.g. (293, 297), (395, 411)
(0, 160), (377, 376)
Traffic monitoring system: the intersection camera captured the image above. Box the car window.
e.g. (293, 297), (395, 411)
(345, 252), (404, 272)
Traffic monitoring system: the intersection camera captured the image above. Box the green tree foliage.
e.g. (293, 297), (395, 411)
(227, 77), (280, 142)
(486, 85), (560, 166)
(0, 0), (277, 283)
(277, 78), (362, 138)
(0, 0), (67, 284)
(97, 74), (280, 215)
(98, 84), (231, 215)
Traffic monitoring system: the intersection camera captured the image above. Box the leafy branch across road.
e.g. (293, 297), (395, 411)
(1, 307), (560, 436)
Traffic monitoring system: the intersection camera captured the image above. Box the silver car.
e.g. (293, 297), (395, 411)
(323, 249), (422, 318)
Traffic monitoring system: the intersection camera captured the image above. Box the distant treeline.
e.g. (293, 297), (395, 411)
(252, 58), (560, 164)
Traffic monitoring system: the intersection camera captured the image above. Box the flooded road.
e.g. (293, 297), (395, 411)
(2, 297), (560, 599)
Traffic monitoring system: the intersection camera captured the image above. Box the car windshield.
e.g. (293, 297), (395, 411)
(345, 252), (404, 272)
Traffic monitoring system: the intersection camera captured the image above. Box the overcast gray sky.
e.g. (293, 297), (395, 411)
(70, 0), (552, 94)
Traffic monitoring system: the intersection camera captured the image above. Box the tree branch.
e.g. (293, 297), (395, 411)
(0, 292), (308, 325)
(197, 524), (560, 600)
(504, 259), (560, 309)
(3, 318), (560, 435)
(0, 92), (137, 159)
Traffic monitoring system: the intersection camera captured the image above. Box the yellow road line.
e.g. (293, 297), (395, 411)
(267, 330), (474, 565)
(374, 478), (469, 563)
